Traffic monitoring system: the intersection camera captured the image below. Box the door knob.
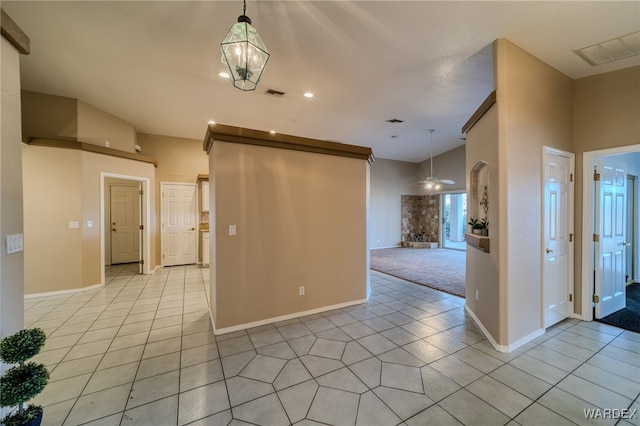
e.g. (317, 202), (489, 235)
(546, 248), (554, 253)
(112, 228), (116, 232)
(191, 228), (195, 231)
(619, 241), (631, 247)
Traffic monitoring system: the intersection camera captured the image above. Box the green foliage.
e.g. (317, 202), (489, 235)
(0, 329), (49, 425)
(1, 405), (42, 426)
(467, 217), (488, 230)
(0, 329), (46, 364)
(0, 363), (49, 408)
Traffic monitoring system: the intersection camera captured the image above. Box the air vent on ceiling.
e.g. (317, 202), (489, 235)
(574, 31), (640, 66)
(265, 88), (285, 97)
(386, 118), (404, 123)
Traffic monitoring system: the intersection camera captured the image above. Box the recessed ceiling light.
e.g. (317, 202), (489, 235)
(218, 72), (230, 79)
(303, 92), (314, 98)
(270, 130), (276, 134)
(208, 121), (216, 125)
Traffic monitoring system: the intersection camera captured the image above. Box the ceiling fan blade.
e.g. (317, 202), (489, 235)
(440, 179), (456, 185)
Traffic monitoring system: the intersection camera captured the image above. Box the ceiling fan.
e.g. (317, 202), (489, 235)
(419, 129), (455, 192)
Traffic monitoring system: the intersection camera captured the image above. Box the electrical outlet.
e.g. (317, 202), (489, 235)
(475, 289), (479, 301)
(229, 225), (236, 236)
(299, 286), (305, 296)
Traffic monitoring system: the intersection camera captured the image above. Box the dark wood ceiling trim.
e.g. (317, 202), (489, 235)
(1, 9), (30, 54)
(462, 90), (496, 134)
(27, 138), (158, 167)
(203, 123), (375, 164)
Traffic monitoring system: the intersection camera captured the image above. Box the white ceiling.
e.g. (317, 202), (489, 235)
(4, 1), (639, 162)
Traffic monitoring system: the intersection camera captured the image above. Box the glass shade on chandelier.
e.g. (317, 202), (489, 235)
(220, 8), (270, 91)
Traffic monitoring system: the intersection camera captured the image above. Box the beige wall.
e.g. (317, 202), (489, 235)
(210, 141), (369, 330)
(497, 39), (574, 344)
(22, 91), (136, 151)
(77, 100), (136, 152)
(1, 37), (26, 337)
(21, 90), (77, 142)
(465, 105), (501, 342)
(22, 144), (156, 294)
(572, 66), (640, 313)
(23, 146), (83, 293)
(137, 133), (209, 266)
(466, 39), (574, 349)
(370, 159), (419, 248)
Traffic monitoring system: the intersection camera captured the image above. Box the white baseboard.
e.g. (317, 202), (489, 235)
(464, 304), (544, 353)
(211, 298), (368, 335)
(24, 282), (103, 299)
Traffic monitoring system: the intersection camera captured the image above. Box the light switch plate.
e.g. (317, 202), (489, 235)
(6, 234), (23, 255)
(69, 221), (79, 229)
(229, 225), (237, 236)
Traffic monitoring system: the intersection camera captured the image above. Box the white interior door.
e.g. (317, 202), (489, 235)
(110, 184), (141, 264)
(162, 183), (197, 266)
(595, 159), (627, 319)
(543, 148), (574, 327)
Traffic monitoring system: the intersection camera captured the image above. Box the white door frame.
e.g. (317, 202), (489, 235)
(581, 144), (640, 321)
(100, 172), (151, 285)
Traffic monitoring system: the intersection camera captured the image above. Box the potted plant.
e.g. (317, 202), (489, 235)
(480, 218), (489, 236)
(468, 217), (483, 235)
(0, 328), (49, 426)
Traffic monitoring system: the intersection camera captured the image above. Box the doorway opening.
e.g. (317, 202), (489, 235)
(100, 172), (151, 286)
(581, 145), (639, 332)
(441, 192), (467, 251)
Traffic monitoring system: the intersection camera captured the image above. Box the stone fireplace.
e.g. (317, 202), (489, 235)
(400, 194), (440, 247)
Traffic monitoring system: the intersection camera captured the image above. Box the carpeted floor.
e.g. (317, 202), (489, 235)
(370, 247), (466, 297)
(598, 282), (640, 333)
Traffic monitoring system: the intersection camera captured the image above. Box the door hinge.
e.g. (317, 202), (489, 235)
(139, 259), (144, 265)
(139, 225), (144, 230)
(593, 233), (600, 243)
(569, 233), (574, 242)
(570, 173), (573, 182)
(569, 294), (573, 302)
(139, 189), (143, 195)
(593, 171), (601, 181)
(593, 294), (600, 303)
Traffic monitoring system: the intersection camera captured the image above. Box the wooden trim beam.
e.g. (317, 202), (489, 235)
(27, 138), (158, 168)
(203, 123), (375, 164)
(1, 9), (30, 54)
(462, 90), (496, 134)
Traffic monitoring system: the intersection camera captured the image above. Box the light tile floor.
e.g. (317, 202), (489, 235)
(23, 265), (639, 426)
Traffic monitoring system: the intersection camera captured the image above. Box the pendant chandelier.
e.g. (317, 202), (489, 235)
(220, 0), (270, 91)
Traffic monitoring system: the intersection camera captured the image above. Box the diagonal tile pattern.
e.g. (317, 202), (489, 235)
(22, 265), (640, 425)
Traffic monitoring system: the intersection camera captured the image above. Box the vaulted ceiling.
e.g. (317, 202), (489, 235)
(4, 1), (639, 162)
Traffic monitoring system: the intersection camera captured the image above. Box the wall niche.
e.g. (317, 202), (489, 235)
(401, 194), (439, 246)
(469, 161), (489, 225)
(466, 161), (490, 252)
